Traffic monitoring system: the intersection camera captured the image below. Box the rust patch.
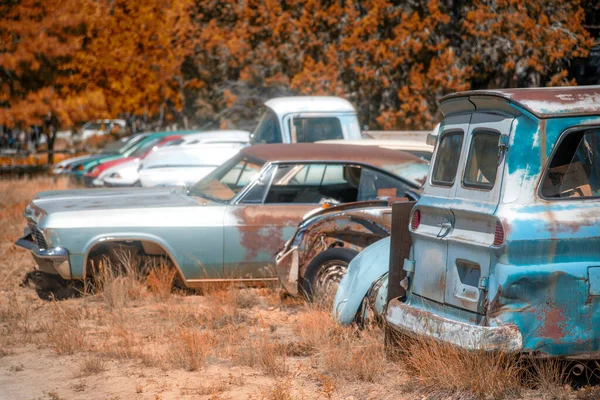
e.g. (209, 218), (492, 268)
(232, 205), (312, 261)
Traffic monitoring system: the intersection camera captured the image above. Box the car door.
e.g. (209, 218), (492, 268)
(222, 162), (360, 279)
(410, 114), (469, 304)
(443, 112), (513, 313)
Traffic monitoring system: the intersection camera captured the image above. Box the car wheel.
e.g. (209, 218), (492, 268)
(301, 247), (358, 304)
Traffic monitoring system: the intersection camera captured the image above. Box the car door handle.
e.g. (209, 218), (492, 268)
(439, 221), (452, 229)
(437, 221), (452, 238)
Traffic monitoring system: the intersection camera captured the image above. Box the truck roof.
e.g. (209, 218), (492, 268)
(264, 96), (356, 116)
(440, 85), (600, 119)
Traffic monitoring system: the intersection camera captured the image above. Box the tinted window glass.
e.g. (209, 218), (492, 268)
(463, 132), (500, 189)
(264, 163), (359, 204)
(357, 168), (410, 201)
(290, 117), (343, 142)
(431, 132), (463, 186)
(252, 110), (282, 144)
(542, 128), (600, 199)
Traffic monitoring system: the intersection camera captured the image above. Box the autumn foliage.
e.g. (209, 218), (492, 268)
(0, 0), (594, 131)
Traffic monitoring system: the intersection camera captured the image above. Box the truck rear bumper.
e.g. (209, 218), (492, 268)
(16, 233), (71, 280)
(386, 298), (522, 352)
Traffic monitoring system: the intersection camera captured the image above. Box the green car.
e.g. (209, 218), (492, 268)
(66, 131), (199, 183)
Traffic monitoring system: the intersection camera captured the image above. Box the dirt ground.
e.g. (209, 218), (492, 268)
(1, 177), (598, 400)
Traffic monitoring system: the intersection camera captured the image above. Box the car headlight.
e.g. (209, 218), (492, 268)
(110, 172), (121, 179)
(76, 165), (85, 171)
(89, 167), (99, 176)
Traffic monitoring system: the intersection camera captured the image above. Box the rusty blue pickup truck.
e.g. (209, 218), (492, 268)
(339, 85), (600, 359)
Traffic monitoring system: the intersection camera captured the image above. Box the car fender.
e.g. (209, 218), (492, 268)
(333, 236), (390, 325)
(81, 232), (186, 283)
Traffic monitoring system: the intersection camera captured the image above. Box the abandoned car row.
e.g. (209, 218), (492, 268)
(17, 86), (600, 360)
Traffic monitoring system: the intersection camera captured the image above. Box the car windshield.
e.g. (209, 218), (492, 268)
(188, 154), (265, 202)
(118, 134), (151, 154)
(129, 137), (164, 158)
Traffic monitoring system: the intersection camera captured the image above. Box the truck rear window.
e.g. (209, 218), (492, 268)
(463, 131), (500, 189)
(290, 117), (343, 142)
(431, 132), (463, 186)
(541, 128), (600, 199)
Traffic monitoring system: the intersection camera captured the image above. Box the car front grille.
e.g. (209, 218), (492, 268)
(28, 223), (49, 249)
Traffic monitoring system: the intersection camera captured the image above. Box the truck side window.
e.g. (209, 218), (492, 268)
(463, 131), (500, 190)
(431, 131), (464, 186)
(252, 110), (282, 144)
(541, 128), (600, 199)
(290, 117), (343, 142)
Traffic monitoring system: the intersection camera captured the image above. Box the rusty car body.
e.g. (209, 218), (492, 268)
(16, 143), (427, 288)
(276, 191), (420, 300)
(383, 85), (600, 359)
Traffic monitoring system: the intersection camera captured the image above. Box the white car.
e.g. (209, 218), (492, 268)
(138, 143), (246, 187)
(75, 119), (126, 142)
(98, 130), (250, 187)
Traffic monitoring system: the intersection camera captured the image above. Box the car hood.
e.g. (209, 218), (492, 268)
(31, 187), (206, 215)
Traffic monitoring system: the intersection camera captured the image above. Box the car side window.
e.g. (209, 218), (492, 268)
(463, 131), (500, 190)
(263, 163), (360, 204)
(357, 168), (410, 201)
(290, 117), (343, 142)
(252, 110), (282, 144)
(541, 128), (600, 199)
(431, 131), (464, 186)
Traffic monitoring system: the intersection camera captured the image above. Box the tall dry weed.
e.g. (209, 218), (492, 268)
(168, 327), (216, 371)
(396, 333), (523, 399)
(92, 257), (147, 309)
(235, 324), (289, 376)
(0, 291), (33, 336)
(146, 264), (176, 301)
(41, 301), (86, 354)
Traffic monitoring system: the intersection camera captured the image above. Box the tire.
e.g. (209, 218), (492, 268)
(301, 247), (358, 303)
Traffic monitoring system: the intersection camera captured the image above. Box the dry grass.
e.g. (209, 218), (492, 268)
(91, 257), (148, 310)
(394, 332), (523, 399)
(0, 291), (33, 336)
(75, 356), (108, 377)
(146, 264), (176, 301)
(40, 301), (86, 354)
(168, 327), (216, 371)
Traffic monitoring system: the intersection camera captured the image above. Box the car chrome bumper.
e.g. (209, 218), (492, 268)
(386, 298), (523, 352)
(16, 232), (71, 280)
(275, 245), (299, 295)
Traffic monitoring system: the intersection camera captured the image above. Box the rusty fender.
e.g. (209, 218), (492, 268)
(276, 205), (392, 295)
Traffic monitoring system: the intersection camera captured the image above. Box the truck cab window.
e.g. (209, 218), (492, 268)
(542, 128), (600, 199)
(252, 110), (282, 144)
(290, 117), (343, 142)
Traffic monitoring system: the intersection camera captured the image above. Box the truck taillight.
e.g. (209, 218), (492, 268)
(410, 209), (421, 230)
(493, 220), (505, 246)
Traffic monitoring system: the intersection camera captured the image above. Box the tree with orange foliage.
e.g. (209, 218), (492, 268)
(0, 0), (107, 161)
(70, 0), (193, 130)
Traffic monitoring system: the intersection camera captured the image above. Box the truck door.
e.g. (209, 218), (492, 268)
(410, 114), (469, 304)
(444, 112), (513, 313)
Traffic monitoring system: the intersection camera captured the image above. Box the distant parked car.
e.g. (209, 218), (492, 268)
(52, 135), (142, 174)
(84, 134), (184, 187)
(138, 143), (247, 187)
(16, 144), (427, 289)
(66, 131), (200, 184)
(74, 119), (126, 142)
(98, 130), (250, 187)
